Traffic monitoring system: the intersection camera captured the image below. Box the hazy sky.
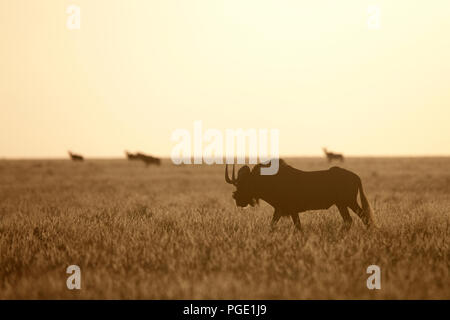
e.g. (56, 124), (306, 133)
(1, 0), (450, 158)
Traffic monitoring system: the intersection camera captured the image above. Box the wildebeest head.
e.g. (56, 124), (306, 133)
(225, 164), (258, 207)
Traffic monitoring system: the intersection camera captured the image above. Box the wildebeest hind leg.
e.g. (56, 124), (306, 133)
(270, 210), (281, 231)
(337, 205), (352, 231)
(290, 213), (301, 231)
(348, 202), (368, 226)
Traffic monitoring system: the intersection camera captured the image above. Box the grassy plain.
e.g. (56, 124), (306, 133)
(0, 157), (449, 299)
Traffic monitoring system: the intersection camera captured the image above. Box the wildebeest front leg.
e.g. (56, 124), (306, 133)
(270, 210), (281, 231)
(291, 213), (301, 231)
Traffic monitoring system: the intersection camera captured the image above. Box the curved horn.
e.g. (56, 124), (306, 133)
(225, 164), (233, 184)
(225, 164), (238, 185)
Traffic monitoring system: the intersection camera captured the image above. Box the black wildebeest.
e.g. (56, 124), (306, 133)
(68, 151), (84, 162)
(136, 152), (161, 166)
(323, 147), (344, 162)
(125, 150), (140, 160)
(225, 159), (375, 231)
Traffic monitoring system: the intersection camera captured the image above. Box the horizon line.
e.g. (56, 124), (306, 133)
(2, 154), (450, 161)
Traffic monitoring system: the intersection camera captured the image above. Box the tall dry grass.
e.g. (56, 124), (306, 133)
(0, 158), (449, 299)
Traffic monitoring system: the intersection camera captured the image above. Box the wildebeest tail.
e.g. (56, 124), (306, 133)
(357, 178), (376, 228)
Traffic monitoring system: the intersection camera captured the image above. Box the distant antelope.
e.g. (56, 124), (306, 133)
(136, 152), (161, 166)
(125, 150), (139, 160)
(323, 148), (344, 163)
(68, 151), (84, 162)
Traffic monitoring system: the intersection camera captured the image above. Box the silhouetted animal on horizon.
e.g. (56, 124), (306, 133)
(323, 147), (344, 162)
(125, 151), (139, 160)
(225, 159), (375, 231)
(136, 152), (161, 166)
(68, 151), (84, 162)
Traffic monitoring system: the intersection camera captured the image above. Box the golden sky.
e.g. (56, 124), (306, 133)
(1, 0), (450, 158)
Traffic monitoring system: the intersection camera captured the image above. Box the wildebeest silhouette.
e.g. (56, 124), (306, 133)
(125, 151), (161, 166)
(136, 152), (161, 166)
(225, 159), (374, 231)
(125, 151), (139, 160)
(68, 151), (84, 162)
(323, 147), (344, 162)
